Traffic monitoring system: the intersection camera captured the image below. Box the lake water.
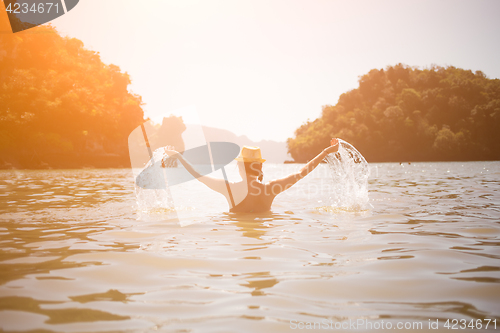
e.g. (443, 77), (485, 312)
(1, 162), (499, 332)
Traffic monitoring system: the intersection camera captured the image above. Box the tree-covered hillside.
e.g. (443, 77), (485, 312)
(287, 64), (500, 162)
(0, 11), (144, 168)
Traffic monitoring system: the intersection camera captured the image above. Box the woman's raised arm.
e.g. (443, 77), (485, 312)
(164, 148), (228, 195)
(267, 138), (339, 195)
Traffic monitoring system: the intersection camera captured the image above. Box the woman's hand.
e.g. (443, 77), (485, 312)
(323, 138), (339, 154)
(162, 146), (179, 168)
(163, 146), (179, 158)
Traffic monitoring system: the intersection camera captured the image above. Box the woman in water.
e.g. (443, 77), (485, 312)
(165, 138), (339, 213)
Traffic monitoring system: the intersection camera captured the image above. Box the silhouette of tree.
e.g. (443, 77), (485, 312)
(288, 64), (500, 162)
(0, 12), (145, 168)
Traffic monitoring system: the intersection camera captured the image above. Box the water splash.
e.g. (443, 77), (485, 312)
(134, 146), (176, 218)
(323, 139), (370, 212)
(135, 186), (175, 213)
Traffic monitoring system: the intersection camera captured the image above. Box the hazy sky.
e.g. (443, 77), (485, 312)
(39, 0), (500, 141)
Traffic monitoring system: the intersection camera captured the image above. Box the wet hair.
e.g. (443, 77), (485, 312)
(244, 162), (264, 182)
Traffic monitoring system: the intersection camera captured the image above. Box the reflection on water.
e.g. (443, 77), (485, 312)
(0, 163), (499, 331)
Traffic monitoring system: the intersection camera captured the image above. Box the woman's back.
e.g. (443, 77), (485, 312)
(229, 180), (275, 213)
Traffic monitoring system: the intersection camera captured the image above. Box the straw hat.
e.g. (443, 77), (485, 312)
(234, 146), (266, 163)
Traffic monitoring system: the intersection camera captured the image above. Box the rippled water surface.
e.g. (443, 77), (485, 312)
(1, 162), (499, 332)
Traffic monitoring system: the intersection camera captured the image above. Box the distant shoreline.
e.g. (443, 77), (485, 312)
(1, 156), (498, 170)
(0, 153), (132, 170)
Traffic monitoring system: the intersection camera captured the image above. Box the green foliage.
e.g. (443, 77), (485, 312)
(0, 15), (144, 167)
(288, 64), (500, 162)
